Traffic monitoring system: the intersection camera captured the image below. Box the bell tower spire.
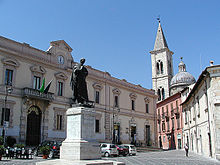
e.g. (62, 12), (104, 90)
(150, 19), (174, 101)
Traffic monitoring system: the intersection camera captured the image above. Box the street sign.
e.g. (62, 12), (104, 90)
(4, 121), (9, 128)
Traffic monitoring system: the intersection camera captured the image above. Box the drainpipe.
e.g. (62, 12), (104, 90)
(204, 73), (212, 157)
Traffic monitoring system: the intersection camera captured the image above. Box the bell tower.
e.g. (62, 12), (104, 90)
(150, 20), (174, 101)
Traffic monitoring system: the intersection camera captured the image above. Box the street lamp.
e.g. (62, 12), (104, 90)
(2, 85), (13, 145)
(112, 107), (120, 144)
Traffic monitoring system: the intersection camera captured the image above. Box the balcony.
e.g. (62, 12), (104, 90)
(22, 87), (54, 101)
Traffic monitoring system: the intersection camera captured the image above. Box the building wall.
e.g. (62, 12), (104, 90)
(157, 93), (183, 150)
(0, 36), (157, 146)
(182, 66), (220, 160)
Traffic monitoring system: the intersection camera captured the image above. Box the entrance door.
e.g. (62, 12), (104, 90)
(146, 125), (150, 146)
(131, 126), (136, 144)
(26, 106), (42, 146)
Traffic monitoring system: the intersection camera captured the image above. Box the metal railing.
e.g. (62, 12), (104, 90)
(22, 88), (54, 101)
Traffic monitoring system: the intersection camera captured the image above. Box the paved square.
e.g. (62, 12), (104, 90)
(103, 150), (220, 165)
(1, 150), (220, 165)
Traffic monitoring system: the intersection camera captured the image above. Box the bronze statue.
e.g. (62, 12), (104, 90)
(70, 58), (89, 105)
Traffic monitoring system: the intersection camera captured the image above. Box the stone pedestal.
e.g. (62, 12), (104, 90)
(60, 106), (101, 160)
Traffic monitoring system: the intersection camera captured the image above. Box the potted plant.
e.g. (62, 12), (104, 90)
(39, 146), (50, 159)
(0, 145), (5, 161)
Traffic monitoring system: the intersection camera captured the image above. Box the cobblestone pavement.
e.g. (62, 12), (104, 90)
(1, 150), (220, 165)
(103, 150), (220, 165)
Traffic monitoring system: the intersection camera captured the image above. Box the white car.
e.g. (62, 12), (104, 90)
(121, 144), (137, 156)
(100, 143), (118, 157)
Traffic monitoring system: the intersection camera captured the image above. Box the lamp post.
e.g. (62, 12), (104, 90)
(2, 85), (13, 145)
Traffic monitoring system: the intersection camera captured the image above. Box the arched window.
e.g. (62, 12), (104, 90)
(157, 89), (161, 101)
(156, 62), (160, 74)
(162, 88), (165, 100)
(160, 62), (163, 74)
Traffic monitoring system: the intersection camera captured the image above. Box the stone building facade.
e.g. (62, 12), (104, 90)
(182, 65), (220, 160)
(0, 36), (157, 146)
(157, 92), (183, 150)
(150, 21), (174, 101)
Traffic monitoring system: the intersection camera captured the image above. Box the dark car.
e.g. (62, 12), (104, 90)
(33, 140), (62, 159)
(116, 145), (129, 156)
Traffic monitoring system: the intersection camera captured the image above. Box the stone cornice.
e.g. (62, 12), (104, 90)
(0, 37), (73, 72)
(149, 47), (174, 55)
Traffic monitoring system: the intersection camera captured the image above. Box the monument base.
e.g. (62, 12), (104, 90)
(60, 139), (100, 160)
(60, 106), (101, 160)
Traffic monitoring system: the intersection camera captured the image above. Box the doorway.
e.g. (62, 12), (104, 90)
(130, 125), (136, 144)
(26, 106), (42, 146)
(146, 125), (150, 146)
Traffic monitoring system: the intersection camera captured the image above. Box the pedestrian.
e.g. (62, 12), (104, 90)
(184, 143), (189, 157)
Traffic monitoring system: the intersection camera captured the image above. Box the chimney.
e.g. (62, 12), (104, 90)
(210, 60), (214, 66)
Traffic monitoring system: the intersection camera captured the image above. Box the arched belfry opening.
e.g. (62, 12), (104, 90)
(26, 106), (42, 146)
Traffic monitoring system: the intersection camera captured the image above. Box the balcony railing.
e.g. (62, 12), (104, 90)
(22, 88), (54, 101)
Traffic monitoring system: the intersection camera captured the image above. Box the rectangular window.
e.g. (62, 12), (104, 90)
(33, 76), (41, 89)
(56, 115), (62, 130)
(162, 122), (165, 131)
(158, 121), (161, 133)
(5, 69), (13, 86)
(177, 116), (180, 129)
(176, 100), (179, 112)
(146, 104), (149, 113)
(58, 82), (63, 96)
(131, 100), (135, 110)
(95, 119), (100, 133)
(114, 96), (118, 107)
(167, 120), (170, 131)
(185, 110), (188, 124)
(172, 118), (175, 130)
(1, 108), (10, 126)
(95, 91), (100, 104)
(162, 107), (165, 119)
(197, 97), (200, 117)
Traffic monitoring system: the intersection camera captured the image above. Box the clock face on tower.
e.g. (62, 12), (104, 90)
(58, 55), (64, 64)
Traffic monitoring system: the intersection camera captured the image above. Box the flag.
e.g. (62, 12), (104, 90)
(39, 78), (45, 93)
(44, 79), (53, 94)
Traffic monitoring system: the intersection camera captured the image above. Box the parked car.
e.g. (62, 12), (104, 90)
(116, 145), (129, 156)
(100, 143), (118, 157)
(33, 140), (62, 159)
(121, 144), (137, 156)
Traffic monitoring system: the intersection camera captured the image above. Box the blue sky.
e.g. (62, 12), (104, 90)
(1, 0), (220, 89)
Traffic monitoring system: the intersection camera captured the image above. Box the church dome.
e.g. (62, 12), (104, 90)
(170, 58), (196, 93)
(170, 71), (196, 87)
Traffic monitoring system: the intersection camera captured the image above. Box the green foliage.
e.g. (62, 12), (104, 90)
(39, 145), (50, 155)
(14, 144), (25, 148)
(0, 136), (3, 145)
(0, 145), (5, 155)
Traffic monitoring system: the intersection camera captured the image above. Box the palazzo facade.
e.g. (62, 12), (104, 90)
(0, 36), (157, 146)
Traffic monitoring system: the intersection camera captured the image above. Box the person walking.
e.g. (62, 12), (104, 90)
(184, 143), (189, 157)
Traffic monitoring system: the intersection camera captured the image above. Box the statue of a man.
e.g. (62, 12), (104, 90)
(70, 58), (89, 104)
